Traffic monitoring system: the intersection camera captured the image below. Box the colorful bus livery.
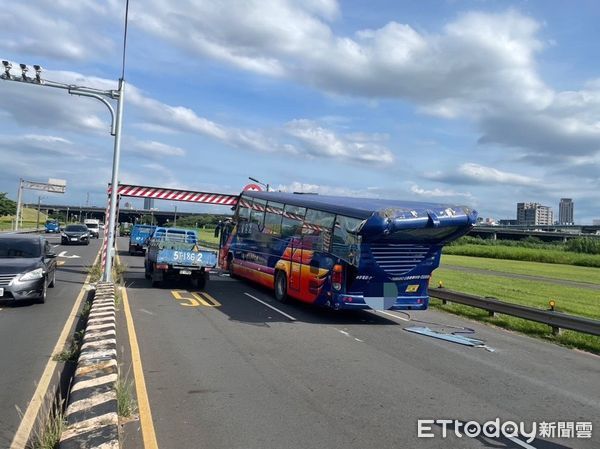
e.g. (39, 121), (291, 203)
(220, 192), (477, 311)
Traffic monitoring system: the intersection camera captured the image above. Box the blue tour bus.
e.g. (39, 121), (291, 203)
(219, 191), (477, 311)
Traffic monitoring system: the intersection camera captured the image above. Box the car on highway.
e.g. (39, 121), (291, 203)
(0, 234), (57, 303)
(84, 218), (100, 238)
(61, 224), (90, 245)
(45, 219), (61, 233)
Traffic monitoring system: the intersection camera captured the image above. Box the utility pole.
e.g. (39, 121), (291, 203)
(14, 178), (23, 231)
(36, 196), (41, 230)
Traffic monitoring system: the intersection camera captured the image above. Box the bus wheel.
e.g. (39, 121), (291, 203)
(274, 271), (289, 303)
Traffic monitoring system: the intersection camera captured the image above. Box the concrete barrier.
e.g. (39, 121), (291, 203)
(59, 282), (119, 449)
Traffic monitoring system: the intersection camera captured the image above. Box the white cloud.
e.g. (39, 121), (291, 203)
(410, 184), (472, 199)
(132, 140), (186, 157)
(275, 181), (376, 197)
(285, 119), (394, 164)
(0, 2), (118, 61)
(429, 163), (538, 186)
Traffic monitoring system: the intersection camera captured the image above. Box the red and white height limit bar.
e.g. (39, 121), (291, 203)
(100, 184), (240, 272)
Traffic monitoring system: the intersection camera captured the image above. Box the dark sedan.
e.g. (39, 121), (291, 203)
(61, 224), (90, 245)
(0, 235), (57, 303)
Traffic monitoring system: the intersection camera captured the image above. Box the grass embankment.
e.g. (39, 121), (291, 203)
(444, 244), (600, 268)
(196, 228), (219, 248)
(0, 207), (48, 230)
(442, 254), (600, 285)
(430, 258), (600, 354)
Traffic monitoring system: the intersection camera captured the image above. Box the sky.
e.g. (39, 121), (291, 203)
(1, 0), (599, 223)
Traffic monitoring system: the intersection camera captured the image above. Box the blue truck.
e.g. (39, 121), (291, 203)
(45, 219), (61, 233)
(129, 224), (157, 255)
(144, 227), (217, 288)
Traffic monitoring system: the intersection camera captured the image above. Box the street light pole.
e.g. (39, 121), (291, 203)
(174, 204), (177, 227)
(248, 176), (270, 192)
(102, 78), (125, 282)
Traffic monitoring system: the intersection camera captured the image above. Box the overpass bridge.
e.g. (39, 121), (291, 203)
(470, 224), (600, 242)
(37, 203), (208, 226)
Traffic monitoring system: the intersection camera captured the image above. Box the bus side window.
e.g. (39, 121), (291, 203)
(236, 197), (252, 236)
(250, 198), (267, 232)
(303, 209), (335, 252)
(332, 215), (363, 266)
(264, 202), (284, 236)
(281, 205), (306, 239)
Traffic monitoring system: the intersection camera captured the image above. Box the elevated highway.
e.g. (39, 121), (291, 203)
(469, 224), (600, 242)
(35, 203), (217, 226)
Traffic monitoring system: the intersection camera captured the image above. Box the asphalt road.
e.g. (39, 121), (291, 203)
(0, 234), (100, 448)
(117, 237), (599, 449)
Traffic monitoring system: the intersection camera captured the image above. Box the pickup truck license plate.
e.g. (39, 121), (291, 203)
(180, 269), (192, 275)
(0, 288), (4, 297)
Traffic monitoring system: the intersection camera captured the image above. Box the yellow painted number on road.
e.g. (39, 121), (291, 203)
(170, 290), (221, 307)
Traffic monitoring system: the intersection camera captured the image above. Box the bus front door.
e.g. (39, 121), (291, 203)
(289, 237), (302, 292)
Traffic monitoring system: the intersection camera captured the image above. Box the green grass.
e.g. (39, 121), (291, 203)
(441, 254), (600, 285)
(116, 370), (137, 418)
(196, 228), (219, 247)
(430, 268), (600, 353)
(0, 207), (48, 230)
(444, 244), (600, 268)
(30, 393), (66, 449)
(431, 268), (599, 319)
(53, 330), (84, 363)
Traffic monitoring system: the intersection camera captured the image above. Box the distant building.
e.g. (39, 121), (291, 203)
(558, 198), (574, 225)
(593, 219), (600, 226)
(517, 202), (553, 226)
(498, 219), (518, 226)
(143, 198), (155, 210)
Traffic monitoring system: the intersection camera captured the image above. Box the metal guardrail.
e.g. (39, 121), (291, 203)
(430, 288), (600, 337)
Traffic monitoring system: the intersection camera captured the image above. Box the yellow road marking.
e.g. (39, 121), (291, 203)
(118, 254), (159, 449)
(10, 250), (100, 449)
(190, 293), (210, 307)
(195, 291), (221, 307)
(171, 290), (221, 307)
(171, 290), (202, 307)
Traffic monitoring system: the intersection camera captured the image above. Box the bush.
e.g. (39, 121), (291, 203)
(566, 237), (600, 255)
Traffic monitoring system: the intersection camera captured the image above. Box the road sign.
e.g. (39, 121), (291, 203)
(21, 179), (67, 194)
(243, 183), (263, 192)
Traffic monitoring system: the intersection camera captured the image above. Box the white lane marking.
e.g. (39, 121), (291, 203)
(244, 292), (297, 321)
(139, 308), (156, 316)
(335, 328), (364, 342)
(57, 251), (80, 259)
(507, 436), (537, 449)
(376, 310), (411, 321)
